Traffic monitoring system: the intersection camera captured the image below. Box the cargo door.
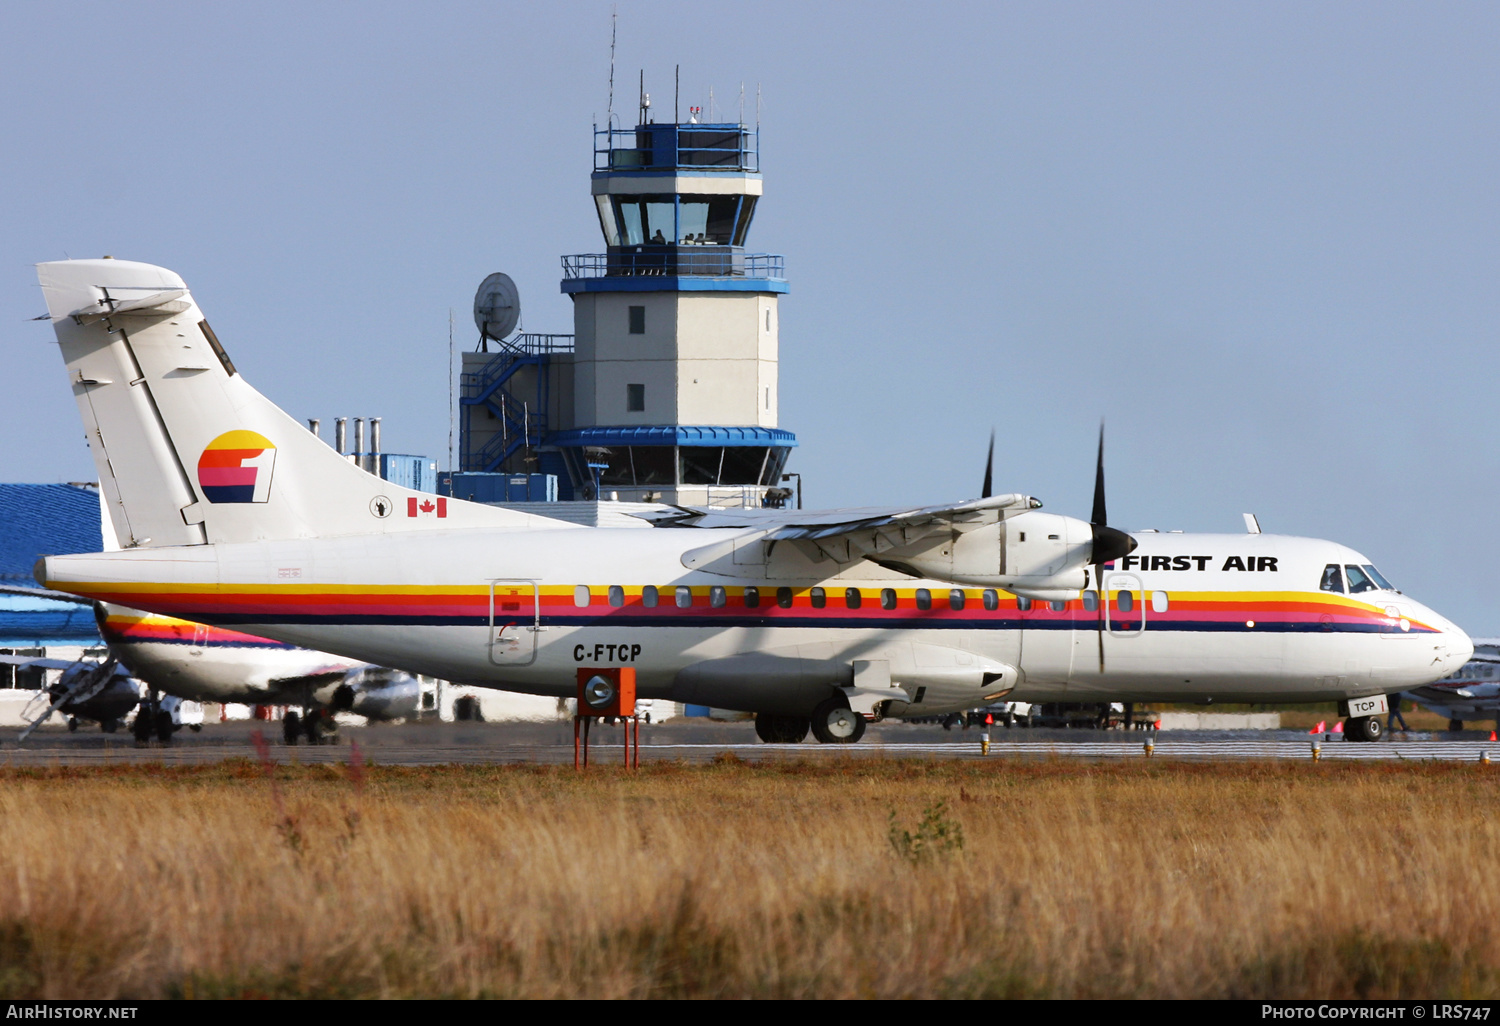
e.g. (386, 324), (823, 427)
(488, 579), (540, 666)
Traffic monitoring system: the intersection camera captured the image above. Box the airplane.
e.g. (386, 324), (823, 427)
(0, 644), (141, 737)
(1401, 639), (1500, 734)
(97, 603), (423, 744)
(28, 258), (1474, 746)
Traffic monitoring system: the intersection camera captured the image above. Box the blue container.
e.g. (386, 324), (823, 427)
(443, 472), (557, 503)
(378, 454), (438, 493)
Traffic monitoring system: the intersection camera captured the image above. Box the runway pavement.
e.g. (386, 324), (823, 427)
(1, 718), (1497, 767)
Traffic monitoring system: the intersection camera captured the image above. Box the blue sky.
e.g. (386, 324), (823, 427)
(2, 2), (1497, 630)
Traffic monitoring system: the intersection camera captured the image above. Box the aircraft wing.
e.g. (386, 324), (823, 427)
(267, 668), (358, 690)
(677, 494), (1038, 567)
(0, 654), (89, 672)
(0, 584), (91, 605)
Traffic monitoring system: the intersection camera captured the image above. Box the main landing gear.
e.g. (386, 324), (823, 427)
(754, 698), (868, 745)
(282, 706), (337, 745)
(754, 714), (810, 744)
(133, 690), (175, 746)
(810, 696), (866, 744)
(1344, 716), (1384, 743)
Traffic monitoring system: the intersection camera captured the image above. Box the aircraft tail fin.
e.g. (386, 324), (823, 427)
(38, 259), (570, 547)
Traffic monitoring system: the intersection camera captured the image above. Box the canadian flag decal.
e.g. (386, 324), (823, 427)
(407, 497), (447, 518)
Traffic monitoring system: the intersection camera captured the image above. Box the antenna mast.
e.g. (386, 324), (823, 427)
(675, 64), (680, 123)
(606, 6), (616, 123)
(447, 309), (454, 471)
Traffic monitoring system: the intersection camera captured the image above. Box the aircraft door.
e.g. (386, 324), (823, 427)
(489, 580), (540, 666)
(1104, 573), (1146, 637)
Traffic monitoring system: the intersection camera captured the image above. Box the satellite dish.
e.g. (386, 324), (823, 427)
(473, 272), (520, 341)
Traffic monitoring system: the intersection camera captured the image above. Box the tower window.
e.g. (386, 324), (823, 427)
(628, 306), (646, 334)
(765, 309), (771, 332)
(627, 384), (645, 412)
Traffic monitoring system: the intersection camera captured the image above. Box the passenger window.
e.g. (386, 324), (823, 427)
(1363, 565), (1395, 591)
(1345, 565), (1377, 595)
(744, 586), (760, 608)
(1049, 599), (1067, 612)
(845, 588), (861, 609)
(983, 590), (999, 611)
(880, 588), (897, 611)
(1116, 590), (1134, 612)
(949, 589), (966, 611)
(675, 586), (693, 608)
(574, 586), (591, 608)
(608, 585), (625, 608)
(642, 585), (658, 608)
(810, 587), (826, 609)
(1151, 591), (1169, 613)
(915, 588), (931, 611)
(710, 586), (727, 608)
(776, 587), (793, 609)
(1083, 590), (1099, 612)
(1319, 564), (1344, 594)
(1017, 596), (1032, 612)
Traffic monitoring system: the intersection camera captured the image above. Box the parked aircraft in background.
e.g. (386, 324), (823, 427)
(0, 639), (141, 738)
(1402, 639), (1500, 733)
(97, 604), (420, 743)
(31, 259), (1474, 745)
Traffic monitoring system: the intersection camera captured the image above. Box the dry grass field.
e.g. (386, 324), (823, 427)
(0, 748), (1495, 999)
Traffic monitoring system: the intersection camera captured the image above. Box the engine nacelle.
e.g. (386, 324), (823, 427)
(873, 510), (1097, 591)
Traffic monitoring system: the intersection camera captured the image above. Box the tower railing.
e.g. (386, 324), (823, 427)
(562, 252), (784, 280)
(594, 123), (759, 173)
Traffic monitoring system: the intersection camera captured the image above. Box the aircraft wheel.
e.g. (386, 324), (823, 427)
(189, 724), (202, 733)
(754, 714), (809, 744)
(154, 710), (174, 744)
(100, 719), (118, 734)
(810, 698), (865, 744)
(67, 717), (79, 733)
(1347, 716), (1382, 743)
(1449, 718), (1464, 733)
(133, 711), (153, 745)
(282, 710), (301, 745)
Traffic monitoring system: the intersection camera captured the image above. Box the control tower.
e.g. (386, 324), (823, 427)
(457, 112), (796, 509)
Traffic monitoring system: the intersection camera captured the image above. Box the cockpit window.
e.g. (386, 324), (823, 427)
(1362, 565), (1395, 591)
(1344, 565), (1377, 594)
(1319, 564), (1344, 594)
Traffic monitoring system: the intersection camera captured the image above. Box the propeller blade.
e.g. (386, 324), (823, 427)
(1097, 581), (1106, 673)
(1091, 421), (1107, 527)
(981, 430), (994, 500)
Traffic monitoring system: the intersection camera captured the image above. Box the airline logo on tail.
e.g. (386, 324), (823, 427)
(197, 431), (277, 503)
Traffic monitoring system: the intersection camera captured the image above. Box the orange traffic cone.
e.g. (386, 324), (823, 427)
(1331, 721), (1344, 734)
(1310, 721), (1326, 734)
(1490, 730), (1497, 742)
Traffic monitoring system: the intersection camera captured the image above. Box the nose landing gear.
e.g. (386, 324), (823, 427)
(1344, 716), (1384, 743)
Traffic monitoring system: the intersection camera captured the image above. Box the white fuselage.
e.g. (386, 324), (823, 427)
(43, 524), (1472, 719)
(98, 604), (366, 705)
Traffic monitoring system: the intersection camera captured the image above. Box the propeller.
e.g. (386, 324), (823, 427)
(980, 430), (994, 500)
(1088, 422), (1137, 672)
